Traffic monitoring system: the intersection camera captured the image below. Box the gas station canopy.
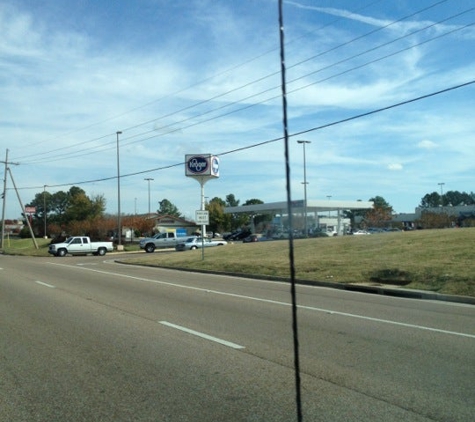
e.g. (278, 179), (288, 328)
(224, 199), (373, 215)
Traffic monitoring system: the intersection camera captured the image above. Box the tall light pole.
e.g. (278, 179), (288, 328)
(116, 131), (123, 250)
(43, 185), (47, 238)
(438, 182), (445, 206)
(327, 195), (332, 218)
(144, 178), (154, 216)
(297, 140), (311, 237)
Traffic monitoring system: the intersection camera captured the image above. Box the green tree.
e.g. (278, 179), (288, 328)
(364, 196), (393, 228)
(444, 190), (474, 206)
(225, 194), (240, 207)
(157, 198), (181, 217)
(64, 193), (105, 222)
(420, 190), (475, 208)
(206, 197), (230, 234)
(420, 192), (442, 208)
(242, 198), (271, 228)
(225, 194), (251, 230)
(25, 186), (106, 236)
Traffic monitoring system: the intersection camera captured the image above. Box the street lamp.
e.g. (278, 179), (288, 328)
(438, 182), (445, 206)
(116, 131), (123, 250)
(327, 195), (332, 218)
(297, 140), (311, 237)
(43, 185), (47, 238)
(144, 178), (154, 216)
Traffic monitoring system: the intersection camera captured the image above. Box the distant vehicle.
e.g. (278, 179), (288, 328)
(243, 234), (267, 243)
(48, 236), (114, 257)
(353, 230), (371, 235)
(223, 229), (251, 241)
(175, 236), (227, 251)
(139, 231), (187, 253)
(206, 231), (222, 238)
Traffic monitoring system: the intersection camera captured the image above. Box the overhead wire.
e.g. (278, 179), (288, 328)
(13, 78), (475, 191)
(8, 1), (474, 191)
(14, 0), (384, 161)
(12, 0), (448, 164)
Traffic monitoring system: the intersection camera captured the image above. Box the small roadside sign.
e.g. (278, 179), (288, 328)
(195, 210), (209, 225)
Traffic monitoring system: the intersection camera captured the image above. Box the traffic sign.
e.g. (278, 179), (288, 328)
(195, 210), (209, 224)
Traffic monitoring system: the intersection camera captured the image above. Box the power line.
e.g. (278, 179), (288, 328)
(10, 78), (475, 192)
(12, 1), (464, 164)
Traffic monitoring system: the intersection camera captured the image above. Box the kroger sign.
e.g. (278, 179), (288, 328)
(185, 154), (219, 178)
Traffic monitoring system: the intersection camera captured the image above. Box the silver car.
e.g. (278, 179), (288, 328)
(175, 236), (227, 251)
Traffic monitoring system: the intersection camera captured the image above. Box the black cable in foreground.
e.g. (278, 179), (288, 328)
(278, 1), (303, 420)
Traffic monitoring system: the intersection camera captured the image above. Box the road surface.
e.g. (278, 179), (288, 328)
(1, 254), (474, 421)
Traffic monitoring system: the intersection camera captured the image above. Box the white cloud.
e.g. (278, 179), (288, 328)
(418, 139), (437, 150)
(387, 163), (403, 171)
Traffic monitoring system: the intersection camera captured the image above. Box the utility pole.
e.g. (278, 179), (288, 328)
(1, 150), (19, 250)
(8, 167), (38, 249)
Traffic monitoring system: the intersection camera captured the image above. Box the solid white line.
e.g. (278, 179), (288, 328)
(47, 262), (475, 339)
(159, 321), (245, 349)
(35, 281), (55, 288)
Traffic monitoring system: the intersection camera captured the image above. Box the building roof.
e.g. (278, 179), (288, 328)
(224, 199), (373, 215)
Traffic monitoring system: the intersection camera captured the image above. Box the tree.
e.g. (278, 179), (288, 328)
(369, 196), (392, 211)
(64, 193), (105, 222)
(25, 186), (106, 236)
(364, 196), (393, 228)
(157, 199), (181, 217)
(206, 197), (230, 234)
(420, 190), (475, 208)
(444, 190), (474, 206)
(122, 214), (155, 237)
(417, 211), (455, 229)
(225, 194), (251, 230)
(420, 192), (442, 208)
(242, 198), (271, 228)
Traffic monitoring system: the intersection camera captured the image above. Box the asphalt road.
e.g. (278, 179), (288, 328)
(1, 254), (474, 421)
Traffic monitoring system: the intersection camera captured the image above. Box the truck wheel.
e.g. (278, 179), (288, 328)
(145, 244), (155, 253)
(190, 246), (197, 250)
(97, 247), (107, 256)
(57, 248), (67, 257)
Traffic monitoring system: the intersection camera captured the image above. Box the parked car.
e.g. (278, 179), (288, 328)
(139, 231), (187, 252)
(48, 236), (113, 257)
(223, 229), (251, 241)
(353, 230), (371, 235)
(175, 236), (228, 251)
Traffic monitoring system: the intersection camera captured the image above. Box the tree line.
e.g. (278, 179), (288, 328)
(18, 187), (475, 239)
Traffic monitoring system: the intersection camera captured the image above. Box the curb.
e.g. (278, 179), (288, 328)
(114, 259), (475, 306)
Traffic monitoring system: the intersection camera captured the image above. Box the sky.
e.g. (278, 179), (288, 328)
(1, 0), (474, 221)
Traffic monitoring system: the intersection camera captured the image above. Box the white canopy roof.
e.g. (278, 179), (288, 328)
(224, 199), (373, 215)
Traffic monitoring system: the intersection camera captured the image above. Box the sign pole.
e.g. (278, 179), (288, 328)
(185, 154), (219, 261)
(200, 179), (205, 260)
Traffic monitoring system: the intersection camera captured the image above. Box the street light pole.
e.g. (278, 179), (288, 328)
(327, 195), (332, 218)
(297, 140), (311, 237)
(144, 178), (154, 216)
(43, 185), (47, 238)
(116, 131), (123, 250)
(438, 182), (445, 206)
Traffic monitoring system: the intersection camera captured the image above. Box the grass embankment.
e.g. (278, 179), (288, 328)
(124, 228), (475, 297)
(3, 229), (474, 297)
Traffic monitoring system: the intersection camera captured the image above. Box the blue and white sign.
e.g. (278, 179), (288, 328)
(211, 156), (219, 176)
(185, 154), (219, 178)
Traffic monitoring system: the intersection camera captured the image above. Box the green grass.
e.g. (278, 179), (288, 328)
(122, 228), (475, 297)
(3, 229), (474, 297)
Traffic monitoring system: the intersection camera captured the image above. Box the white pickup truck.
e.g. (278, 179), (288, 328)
(139, 232), (186, 253)
(48, 236), (114, 257)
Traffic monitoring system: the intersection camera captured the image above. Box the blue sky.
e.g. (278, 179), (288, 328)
(1, 0), (474, 220)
